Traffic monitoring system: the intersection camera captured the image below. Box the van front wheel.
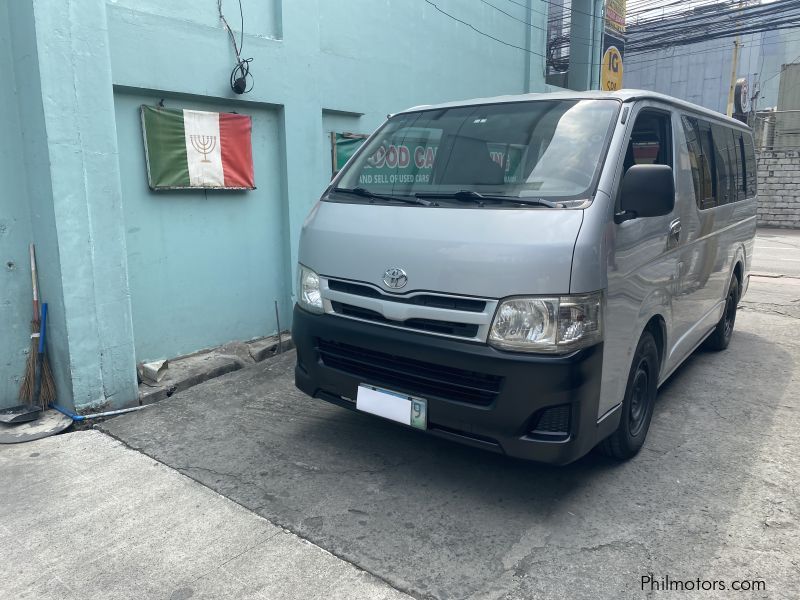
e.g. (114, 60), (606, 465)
(704, 276), (739, 351)
(601, 331), (659, 460)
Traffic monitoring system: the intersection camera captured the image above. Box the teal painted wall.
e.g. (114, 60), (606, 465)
(0, 2), (34, 408)
(3, 0), (76, 410)
(3, 0), (138, 412)
(1, 0), (600, 410)
(114, 92), (287, 360)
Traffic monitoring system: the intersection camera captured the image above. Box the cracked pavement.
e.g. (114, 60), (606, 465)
(2, 230), (798, 599)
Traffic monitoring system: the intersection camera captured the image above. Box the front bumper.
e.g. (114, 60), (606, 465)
(292, 305), (613, 464)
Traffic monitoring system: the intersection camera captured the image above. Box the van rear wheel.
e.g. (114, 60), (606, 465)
(704, 276), (739, 351)
(601, 331), (659, 460)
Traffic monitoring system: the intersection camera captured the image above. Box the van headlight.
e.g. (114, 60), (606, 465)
(489, 292), (602, 353)
(297, 264), (323, 314)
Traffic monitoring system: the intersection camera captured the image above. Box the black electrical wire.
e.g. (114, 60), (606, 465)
(218, 0), (254, 94)
(502, 0), (607, 24)
(422, 0), (549, 58)
(479, 0), (596, 44)
(424, 0), (600, 67)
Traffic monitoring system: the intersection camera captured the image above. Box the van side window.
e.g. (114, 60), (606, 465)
(728, 128), (741, 203)
(741, 131), (757, 198)
(624, 109), (673, 174)
(681, 116), (716, 209)
(711, 123), (737, 204)
(737, 133), (747, 196)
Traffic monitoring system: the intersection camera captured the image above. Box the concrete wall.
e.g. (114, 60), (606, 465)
(0, 2), (35, 405)
(757, 151), (800, 228)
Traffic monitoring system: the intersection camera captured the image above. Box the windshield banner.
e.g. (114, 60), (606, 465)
(355, 141), (524, 187)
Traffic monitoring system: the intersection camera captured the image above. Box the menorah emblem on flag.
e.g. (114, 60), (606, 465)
(190, 134), (217, 163)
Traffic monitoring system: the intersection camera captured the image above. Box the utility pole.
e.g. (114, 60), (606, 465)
(726, 0), (745, 117)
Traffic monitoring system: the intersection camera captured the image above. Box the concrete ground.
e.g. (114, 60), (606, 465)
(0, 431), (410, 600)
(2, 228), (799, 599)
(751, 228), (800, 278)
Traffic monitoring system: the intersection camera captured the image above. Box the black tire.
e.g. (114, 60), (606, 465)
(704, 276), (739, 352)
(601, 331), (659, 460)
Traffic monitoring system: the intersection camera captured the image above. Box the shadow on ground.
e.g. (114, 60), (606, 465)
(100, 311), (799, 599)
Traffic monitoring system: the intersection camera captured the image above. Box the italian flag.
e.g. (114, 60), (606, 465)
(141, 106), (255, 190)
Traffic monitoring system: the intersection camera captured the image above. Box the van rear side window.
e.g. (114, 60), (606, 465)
(712, 124), (737, 205)
(681, 116), (716, 209)
(681, 116), (756, 209)
(740, 130), (757, 198)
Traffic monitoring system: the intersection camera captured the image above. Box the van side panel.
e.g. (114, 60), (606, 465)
(594, 101), (757, 420)
(593, 100), (681, 419)
(663, 111), (723, 373)
(663, 115), (757, 375)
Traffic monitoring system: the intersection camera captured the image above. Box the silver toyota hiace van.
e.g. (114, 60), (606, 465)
(293, 90), (757, 464)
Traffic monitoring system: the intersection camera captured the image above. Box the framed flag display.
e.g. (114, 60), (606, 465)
(140, 105), (255, 190)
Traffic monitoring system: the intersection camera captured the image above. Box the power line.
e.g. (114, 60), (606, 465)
(423, 0), (548, 58)
(626, 0), (800, 53)
(501, 0), (608, 23)
(624, 32), (800, 67)
(478, 0), (596, 44)
(629, 4), (800, 39)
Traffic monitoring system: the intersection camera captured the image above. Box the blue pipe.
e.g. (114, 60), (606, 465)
(51, 403), (147, 421)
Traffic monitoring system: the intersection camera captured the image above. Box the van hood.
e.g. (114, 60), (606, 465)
(298, 201), (583, 299)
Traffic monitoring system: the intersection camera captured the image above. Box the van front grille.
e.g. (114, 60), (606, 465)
(330, 301), (480, 338)
(316, 339), (503, 406)
(327, 279), (486, 313)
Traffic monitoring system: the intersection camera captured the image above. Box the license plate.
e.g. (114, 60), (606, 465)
(356, 385), (427, 430)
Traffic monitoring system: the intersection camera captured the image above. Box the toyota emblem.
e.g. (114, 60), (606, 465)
(383, 267), (408, 289)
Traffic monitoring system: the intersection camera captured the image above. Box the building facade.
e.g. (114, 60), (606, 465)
(0, 0), (604, 412)
(624, 20), (800, 115)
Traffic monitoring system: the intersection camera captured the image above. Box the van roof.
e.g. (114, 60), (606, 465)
(400, 89), (750, 130)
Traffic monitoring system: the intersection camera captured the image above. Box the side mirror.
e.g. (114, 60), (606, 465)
(615, 164), (675, 224)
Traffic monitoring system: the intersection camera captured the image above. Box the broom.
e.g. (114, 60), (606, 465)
(19, 244), (56, 408)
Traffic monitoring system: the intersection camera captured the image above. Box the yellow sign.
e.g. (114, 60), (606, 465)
(601, 46), (623, 91)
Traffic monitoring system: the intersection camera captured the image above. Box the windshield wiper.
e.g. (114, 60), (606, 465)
(333, 187), (432, 206)
(415, 190), (563, 208)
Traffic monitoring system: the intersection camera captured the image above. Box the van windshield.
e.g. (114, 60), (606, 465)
(333, 99), (619, 206)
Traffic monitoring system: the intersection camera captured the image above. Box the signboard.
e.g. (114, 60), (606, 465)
(331, 132), (368, 177)
(600, 0), (625, 92)
(601, 35), (624, 91)
(734, 78), (749, 114)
